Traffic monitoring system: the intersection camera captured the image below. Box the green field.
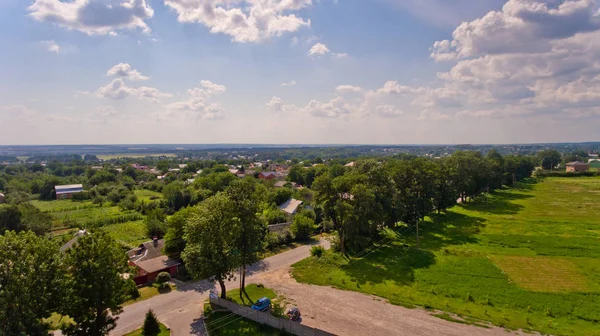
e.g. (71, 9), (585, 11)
(134, 189), (164, 202)
(292, 178), (600, 336)
(105, 220), (147, 247)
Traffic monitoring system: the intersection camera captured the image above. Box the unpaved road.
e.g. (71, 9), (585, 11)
(250, 268), (528, 336)
(111, 238), (528, 336)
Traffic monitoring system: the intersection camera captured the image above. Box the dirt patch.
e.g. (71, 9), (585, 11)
(251, 267), (530, 336)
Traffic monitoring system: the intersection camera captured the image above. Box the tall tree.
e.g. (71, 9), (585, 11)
(60, 231), (134, 336)
(226, 179), (266, 303)
(0, 231), (63, 335)
(183, 194), (240, 299)
(537, 149), (561, 170)
(163, 207), (192, 259)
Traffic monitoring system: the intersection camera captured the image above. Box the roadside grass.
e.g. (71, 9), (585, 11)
(260, 236), (320, 259)
(123, 322), (170, 336)
(44, 313), (74, 330)
(292, 177), (600, 336)
(227, 284), (277, 306)
(134, 189), (163, 202)
(105, 220), (148, 247)
(204, 284), (291, 336)
(124, 284), (175, 307)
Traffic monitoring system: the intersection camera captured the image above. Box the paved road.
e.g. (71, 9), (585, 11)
(111, 240), (325, 336)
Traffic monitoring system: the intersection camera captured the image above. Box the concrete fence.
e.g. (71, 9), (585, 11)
(209, 296), (335, 336)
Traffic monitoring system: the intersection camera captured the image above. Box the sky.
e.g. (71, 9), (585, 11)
(1, 0), (600, 145)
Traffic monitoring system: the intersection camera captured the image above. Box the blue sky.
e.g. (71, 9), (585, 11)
(1, 0), (600, 145)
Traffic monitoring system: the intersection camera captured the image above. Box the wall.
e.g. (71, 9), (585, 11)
(209, 297), (335, 336)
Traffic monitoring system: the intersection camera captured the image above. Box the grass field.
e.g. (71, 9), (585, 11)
(124, 285), (175, 307)
(292, 178), (600, 336)
(134, 189), (163, 202)
(123, 322), (170, 336)
(105, 220), (147, 247)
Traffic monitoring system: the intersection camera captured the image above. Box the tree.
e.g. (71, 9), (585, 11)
(163, 181), (192, 211)
(268, 188), (292, 206)
(291, 213), (315, 241)
(163, 207), (192, 259)
(0, 231), (63, 335)
(0, 204), (22, 233)
(145, 209), (167, 238)
(18, 203), (52, 235)
(142, 309), (161, 336)
(60, 231), (134, 336)
(183, 194), (240, 299)
(226, 179), (266, 303)
(537, 150), (561, 170)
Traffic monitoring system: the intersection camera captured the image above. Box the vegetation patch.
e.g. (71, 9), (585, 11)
(105, 220), (147, 247)
(490, 255), (590, 292)
(123, 322), (170, 336)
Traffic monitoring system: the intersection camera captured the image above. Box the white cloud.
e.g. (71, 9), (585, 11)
(376, 105), (403, 118)
(336, 85), (363, 93)
(267, 97), (285, 112)
(97, 105), (118, 116)
(28, 0), (154, 36)
(164, 0), (312, 43)
(42, 40), (60, 53)
(96, 78), (171, 102)
(375, 81), (418, 95)
(106, 63), (149, 81)
(282, 80), (297, 86)
(167, 80), (227, 120)
(308, 43), (330, 56)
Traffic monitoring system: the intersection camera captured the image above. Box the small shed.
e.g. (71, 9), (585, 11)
(55, 184), (84, 199)
(566, 161), (589, 172)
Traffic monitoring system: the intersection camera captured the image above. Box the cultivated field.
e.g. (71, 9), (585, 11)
(293, 177), (600, 335)
(97, 153), (177, 160)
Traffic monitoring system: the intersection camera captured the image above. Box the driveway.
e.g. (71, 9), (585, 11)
(111, 238), (527, 336)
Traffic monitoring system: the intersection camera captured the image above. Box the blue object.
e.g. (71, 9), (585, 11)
(251, 297), (271, 311)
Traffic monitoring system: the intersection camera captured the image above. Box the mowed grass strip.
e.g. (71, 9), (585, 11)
(490, 255), (590, 292)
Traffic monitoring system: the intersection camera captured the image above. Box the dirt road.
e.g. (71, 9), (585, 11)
(251, 268), (529, 336)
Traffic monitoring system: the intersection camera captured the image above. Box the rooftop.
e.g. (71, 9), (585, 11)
(279, 198), (303, 215)
(566, 161), (589, 166)
(136, 255), (181, 274)
(127, 238), (165, 263)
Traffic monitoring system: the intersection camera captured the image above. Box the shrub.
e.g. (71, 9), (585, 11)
(156, 272), (171, 284)
(271, 300), (285, 318)
(311, 245), (325, 258)
(142, 309), (161, 336)
(291, 214), (315, 241)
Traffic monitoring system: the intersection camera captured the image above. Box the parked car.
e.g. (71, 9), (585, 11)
(251, 297), (271, 311)
(286, 307), (301, 321)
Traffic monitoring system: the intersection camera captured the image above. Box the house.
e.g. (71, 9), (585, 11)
(59, 229), (88, 252)
(127, 238), (181, 285)
(55, 184), (84, 199)
(132, 164), (149, 170)
(0, 193), (4, 204)
(274, 181), (297, 189)
(345, 161), (355, 167)
(566, 161), (589, 172)
(279, 198), (303, 215)
(229, 168), (240, 175)
(178, 164), (187, 169)
(258, 171), (278, 180)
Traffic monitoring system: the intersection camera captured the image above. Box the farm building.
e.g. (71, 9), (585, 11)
(566, 161), (589, 172)
(127, 238), (181, 285)
(0, 193), (4, 203)
(55, 184), (84, 199)
(279, 198), (303, 215)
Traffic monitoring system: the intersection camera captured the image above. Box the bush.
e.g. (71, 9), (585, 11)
(156, 271), (171, 284)
(126, 280), (140, 300)
(291, 214), (315, 241)
(311, 245), (325, 258)
(142, 309), (161, 336)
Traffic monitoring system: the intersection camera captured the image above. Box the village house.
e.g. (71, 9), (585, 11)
(55, 184), (84, 199)
(566, 161), (589, 172)
(258, 171), (279, 180)
(279, 198), (303, 216)
(127, 238), (181, 285)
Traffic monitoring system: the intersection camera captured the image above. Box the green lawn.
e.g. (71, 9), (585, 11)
(105, 220), (148, 247)
(124, 285), (175, 306)
(123, 322), (170, 336)
(292, 178), (600, 336)
(134, 189), (164, 202)
(204, 284), (291, 336)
